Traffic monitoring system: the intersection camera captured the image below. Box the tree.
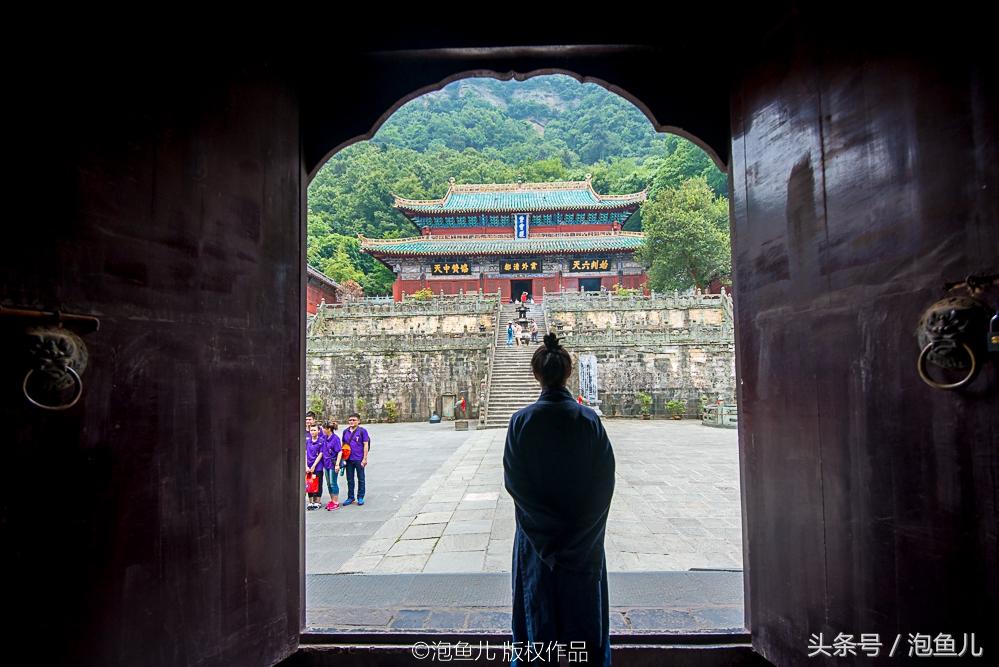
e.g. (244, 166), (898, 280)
(304, 74), (729, 296)
(638, 177), (730, 292)
(339, 279), (364, 299)
(648, 140), (728, 199)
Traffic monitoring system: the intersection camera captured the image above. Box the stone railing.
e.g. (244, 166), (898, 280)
(342, 295), (394, 304)
(557, 323), (733, 347)
(542, 288), (732, 313)
(307, 331), (494, 354)
(313, 292), (499, 319)
(479, 297), (503, 426)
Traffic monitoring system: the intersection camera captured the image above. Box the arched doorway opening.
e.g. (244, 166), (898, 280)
(306, 70), (742, 634)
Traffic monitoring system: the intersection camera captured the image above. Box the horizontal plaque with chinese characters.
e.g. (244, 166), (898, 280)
(568, 257), (612, 272)
(430, 259), (472, 275)
(500, 258), (543, 274)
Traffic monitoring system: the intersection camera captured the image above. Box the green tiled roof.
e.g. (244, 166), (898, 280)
(361, 233), (645, 257)
(394, 178), (646, 214)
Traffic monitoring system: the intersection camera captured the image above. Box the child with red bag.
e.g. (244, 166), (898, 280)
(305, 425), (324, 510)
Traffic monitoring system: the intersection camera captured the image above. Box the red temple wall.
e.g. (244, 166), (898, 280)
(306, 281), (338, 314)
(390, 270), (647, 301)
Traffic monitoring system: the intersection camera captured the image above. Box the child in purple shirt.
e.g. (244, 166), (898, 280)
(305, 425), (324, 510)
(322, 420), (343, 510)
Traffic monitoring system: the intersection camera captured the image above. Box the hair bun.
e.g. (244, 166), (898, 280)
(543, 333), (560, 351)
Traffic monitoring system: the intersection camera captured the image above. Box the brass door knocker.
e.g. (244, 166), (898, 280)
(916, 274), (998, 391)
(22, 326), (89, 410)
(1, 306), (99, 410)
(916, 339), (978, 390)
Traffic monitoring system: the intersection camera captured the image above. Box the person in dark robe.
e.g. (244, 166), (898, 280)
(504, 333), (615, 666)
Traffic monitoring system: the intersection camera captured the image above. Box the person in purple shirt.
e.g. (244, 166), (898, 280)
(305, 425), (324, 510)
(321, 420), (343, 510)
(341, 413), (370, 506)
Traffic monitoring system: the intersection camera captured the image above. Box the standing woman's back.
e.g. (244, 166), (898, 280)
(503, 333), (615, 665)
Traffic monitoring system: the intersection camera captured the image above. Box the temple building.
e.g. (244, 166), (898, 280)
(360, 176), (648, 301)
(306, 264), (343, 313)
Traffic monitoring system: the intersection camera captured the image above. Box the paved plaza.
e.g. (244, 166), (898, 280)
(305, 419), (744, 632)
(307, 419), (742, 576)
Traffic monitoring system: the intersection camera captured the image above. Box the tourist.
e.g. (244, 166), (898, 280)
(529, 319), (539, 343)
(513, 321), (523, 345)
(521, 291), (528, 304)
(305, 410), (317, 434)
(322, 420), (342, 510)
(341, 413), (370, 506)
(503, 333), (615, 664)
(305, 425), (324, 510)
(507, 321), (514, 346)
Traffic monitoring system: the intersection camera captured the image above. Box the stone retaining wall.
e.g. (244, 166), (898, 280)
(546, 291), (736, 417)
(306, 296), (498, 422)
(307, 344), (490, 423)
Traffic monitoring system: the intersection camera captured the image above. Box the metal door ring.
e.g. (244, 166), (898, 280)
(917, 341), (978, 390)
(23, 367), (84, 410)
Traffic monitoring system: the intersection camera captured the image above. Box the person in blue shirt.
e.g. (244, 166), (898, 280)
(503, 333), (615, 665)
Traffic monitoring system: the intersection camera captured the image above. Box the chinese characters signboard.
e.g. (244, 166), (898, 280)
(500, 258), (543, 274)
(568, 257), (612, 272)
(431, 259), (472, 275)
(514, 213), (529, 239)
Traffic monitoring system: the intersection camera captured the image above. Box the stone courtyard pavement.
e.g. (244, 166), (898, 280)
(307, 420), (742, 577)
(305, 420), (744, 632)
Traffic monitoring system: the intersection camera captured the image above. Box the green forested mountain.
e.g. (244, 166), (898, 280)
(307, 75), (728, 295)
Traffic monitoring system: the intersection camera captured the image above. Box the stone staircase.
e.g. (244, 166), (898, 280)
(482, 302), (547, 429)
